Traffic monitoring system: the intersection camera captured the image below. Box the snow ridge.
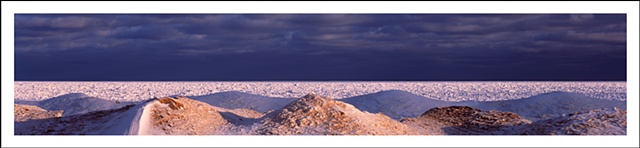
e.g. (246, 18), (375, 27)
(258, 93), (421, 135)
(341, 90), (453, 120)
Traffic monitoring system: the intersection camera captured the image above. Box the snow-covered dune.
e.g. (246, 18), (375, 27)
(23, 93), (132, 116)
(340, 90), (626, 121)
(15, 101), (148, 135)
(521, 107), (626, 135)
(403, 106), (532, 135)
(341, 90), (455, 120)
(190, 91), (295, 113)
(142, 97), (233, 135)
(459, 92), (627, 120)
(14, 104), (63, 122)
(103, 100), (153, 135)
(258, 93), (423, 135)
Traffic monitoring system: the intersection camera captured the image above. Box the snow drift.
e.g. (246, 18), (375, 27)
(15, 93), (133, 116)
(15, 103), (143, 135)
(521, 107), (626, 135)
(258, 93), (422, 135)
(459, 92), (627, 120)
(341, 90), (455, 120)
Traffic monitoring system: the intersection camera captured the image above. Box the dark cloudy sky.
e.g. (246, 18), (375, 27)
(14, 14), (626, 81)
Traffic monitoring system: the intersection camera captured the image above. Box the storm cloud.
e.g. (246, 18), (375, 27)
(14, 14), (626, 81)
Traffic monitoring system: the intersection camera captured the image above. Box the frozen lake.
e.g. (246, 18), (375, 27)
(14, 81), (626, 102)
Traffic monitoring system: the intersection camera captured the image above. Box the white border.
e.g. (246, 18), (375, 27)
(2, 1), (639, 147)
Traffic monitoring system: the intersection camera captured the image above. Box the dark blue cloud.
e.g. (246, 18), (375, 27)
(14, 14), (626, 81)
(111, 25), (182, 40)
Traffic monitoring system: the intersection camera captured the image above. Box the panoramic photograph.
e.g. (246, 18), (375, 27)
(12, 13), (627, 136)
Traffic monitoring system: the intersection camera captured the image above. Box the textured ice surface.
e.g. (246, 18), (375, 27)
(14, 81), (626, 102)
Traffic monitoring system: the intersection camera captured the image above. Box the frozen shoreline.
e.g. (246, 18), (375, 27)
(14, 81), (626, 102)
(14, 91), (627, 135)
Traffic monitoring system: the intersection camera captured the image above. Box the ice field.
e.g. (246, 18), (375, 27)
(14, 81), (626, 102)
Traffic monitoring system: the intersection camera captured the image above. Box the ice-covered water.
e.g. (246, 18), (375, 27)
(13, 81), (626, 102)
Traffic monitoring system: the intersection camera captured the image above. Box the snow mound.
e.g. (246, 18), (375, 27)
(14, 103), (143, 135)
(521, 107), (626, 135)
(35, 93), (132, 116)
(190, 91), (295, 113)
(418, 106), (531, 127)
(145, 97), (231, 135)
(403, 106), (531, 135)
(465, 92), (626, 120)
(258, 93), (422, 135)
(341, 90), (455, 120)
(14, 104), (63, 122)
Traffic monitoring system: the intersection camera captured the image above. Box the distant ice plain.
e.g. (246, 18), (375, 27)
(14, 81), (626, 102)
